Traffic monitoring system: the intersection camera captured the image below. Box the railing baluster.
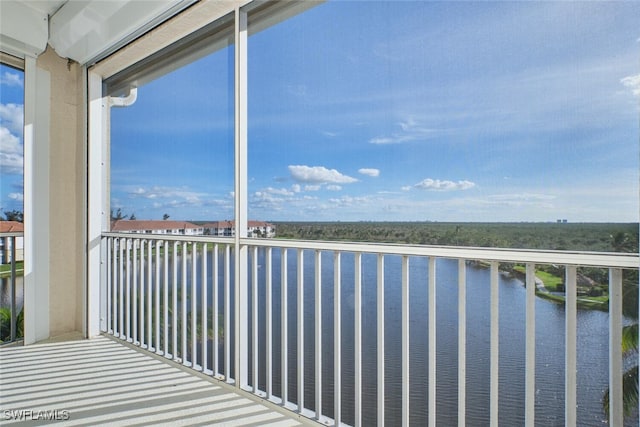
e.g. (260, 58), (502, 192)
(106, 237), (112, 334)
(191, 242), (197, 367)
(202, 242), (208, 371)
(315, 250), (322, 420)
(224, 244), (231, 380)
(354, 252), (362, 427)
(377, 254), (385, 427)
(428, 257), (436, 427)
(490, 261), (499, 427)
(252, 246), (259, 392)
(118, 237), (124, 339)
(125, 239), (131, 340)
(155, 240), (161, 352)
(565, 265), (577, 427)
(281, 248), (289, 405)
(457, 259), (466, 427)
(182, 241), (188, 363)
(334, 251), (342, 426)
(266, 247), (273, 399)
(172, 241), (178, 360)
(297, 249), (305, 412)
(132, 239), (138, 344)
(525, 263), (536, 427)
(609, 268), (623, 427)
(147, 240), (153, 351)
(212, 244), (219, 376)
(401, 255), (410, 427)
(164, 240), (169, 356)
(140, 240), (146, 347)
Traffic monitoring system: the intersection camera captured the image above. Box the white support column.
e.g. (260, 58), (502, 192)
(23, 56), (50, 344)
(234, 6), (249, 390)
(87, 70), (107, 338)
(609, 268), (623, 427)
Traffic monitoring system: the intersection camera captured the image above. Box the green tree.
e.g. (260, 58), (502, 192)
(2, 209), (23, 222)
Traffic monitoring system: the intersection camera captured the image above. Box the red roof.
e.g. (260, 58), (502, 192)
(111, 220), (202, 232)
(0, 221), (24, 232)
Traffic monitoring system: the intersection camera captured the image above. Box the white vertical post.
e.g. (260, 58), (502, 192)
(266, 247), (273, 398)
(87, 69), (105, 339)
(140, 240), (146, 347)
(125, 239), (131, 340)
(212, 244), (219, 375)
(118, 238), (124, 338)
(155, 240), (161, 352)
(315, 250), (322, 420)
(202, 243), (208, 371)
(164, 241), (169, 356)
(525, 263), (536, 427)
(565, 265), (577, 427)
(132, 239), (138, 344)
(106, 237), (112, 334)
(281, 248), (289, 404)
(297, 249), (305, 412)
(490, 261), (499, 427)
(354, 252), (362, 427)
(172, 241), (178, 359)
(191, 242), (197, 366)
(147, 241), (153, 350)
(234, 6), (249, 391)
(182, 241), (188, 363)
(402, 255), (410, 427)
(377, 254), (385, 427)
(457, 259), (466, 427)
(334, 252), (342, 426)
(224, 244), (231, 380)
(428, 257), (436, 427)
(609, 268), (623, 427)
(252, 246), (259, 392)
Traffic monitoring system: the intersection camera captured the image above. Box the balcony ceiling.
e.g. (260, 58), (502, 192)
(0, 0), (195, 64)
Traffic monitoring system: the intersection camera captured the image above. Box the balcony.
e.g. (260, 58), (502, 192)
(89, 232), (637, 426)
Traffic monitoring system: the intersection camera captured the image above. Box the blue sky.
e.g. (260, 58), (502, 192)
(0, 63), (24, 217)
(6, 1), (638, 223)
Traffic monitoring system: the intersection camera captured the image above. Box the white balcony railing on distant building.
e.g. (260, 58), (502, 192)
(100, 232), (639, 426)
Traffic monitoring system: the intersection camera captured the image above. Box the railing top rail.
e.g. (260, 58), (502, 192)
(100, 232), (639, 269)
(0, 232), (24, 238)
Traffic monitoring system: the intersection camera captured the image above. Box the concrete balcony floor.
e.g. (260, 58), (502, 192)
(0, 334), (304, 426)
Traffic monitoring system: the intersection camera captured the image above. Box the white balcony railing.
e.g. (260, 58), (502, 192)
(100, 232), (639, 426)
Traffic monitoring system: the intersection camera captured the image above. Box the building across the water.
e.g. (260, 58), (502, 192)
(111, 220), (204, 235)
(203, 220), (276, 238)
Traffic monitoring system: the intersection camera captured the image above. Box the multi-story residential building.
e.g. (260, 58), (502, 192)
(111, 219), (204, 235)
(203, 220), (275, 238)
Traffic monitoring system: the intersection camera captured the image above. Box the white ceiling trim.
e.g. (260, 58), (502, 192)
(1, 0), (196, 65)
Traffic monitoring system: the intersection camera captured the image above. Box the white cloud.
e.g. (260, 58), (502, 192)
(369, 116), (438, 144)
(0, 103), (24, 135)
(414, 178), (476, 191)
(264, 187), (294, 196)
(8, 193), (23, 202)
(0, 127), (23, 174)
(292, 184), (301, 193)
(326, 185), (342, 191)
(621, 74), (640, 96)
(305, 185), (321, 191)
(358, 168), (380, 177)
(0, 71), (23, 88)
(289, 165), (358, 184)
(401, 186), (412, 192)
